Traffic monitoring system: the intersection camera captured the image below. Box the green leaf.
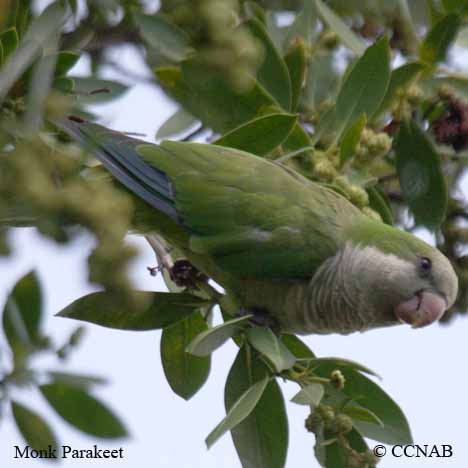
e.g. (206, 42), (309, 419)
(135, 13), (191, 62)
(367, 186), (394, 225)
(307, 357), (380, 378)
(186, 315), (251, 357)
(244, 2), (267, 24)
(442, 0), (468, 12)
(281, 122), (315, 174)
(11, 401), (58, 454)
(156, 108), (198, 139)
(334, 36), (390, 140)
(0, 3), (67, 102)
(339, 113), (366, 166)
(53, 76), (74, 93)
(284, 39), (307, 111)
(291, 383), (324, 406)
(246, 17), (292, 110)
(156, 62), (278, 134)
(0, 27), (19, 58)
(54, 50), (79, 76)
(281, 334), (315, 359)
(214, 113), (297, 156)
(40, 383), (127, 439)
(206, 375), (269, 449)
(47, 371), (107, 388)
(315, 0), (366, 55)
(246, 327), (296, 372)
(304, 52), (340, 112)
(56, 291), (209, 330)
(420, 13), (462, 65)
(161, 312), (211, 400)
(374, 62), (425, 118)
(68, 77), (128, 103)
(394, 119), (447, 229)
(343, 403), (384, 427)
(2, 270), (42, 354)
(225, 346), (288, 468)
(316, 428), (368, 468)
(314, 364), (413, 445)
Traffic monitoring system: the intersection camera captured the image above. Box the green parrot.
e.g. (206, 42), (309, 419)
(56, 117), (458, 335)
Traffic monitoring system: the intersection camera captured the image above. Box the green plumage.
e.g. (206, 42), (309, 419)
(56, 118), (458, 335)
(138, 141), (359, 278)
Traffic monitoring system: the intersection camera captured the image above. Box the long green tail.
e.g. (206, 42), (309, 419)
(54, 117), (181, 223)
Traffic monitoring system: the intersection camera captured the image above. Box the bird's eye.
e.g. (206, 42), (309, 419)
(420, 257), (432, 273)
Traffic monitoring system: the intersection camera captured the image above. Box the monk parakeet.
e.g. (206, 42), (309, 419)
(56, 117), (458, 335)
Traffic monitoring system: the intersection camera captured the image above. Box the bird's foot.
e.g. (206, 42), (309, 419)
(236, 307), (280, 333)
(147, 265), (162, 277)
(169, 260), (209, 289)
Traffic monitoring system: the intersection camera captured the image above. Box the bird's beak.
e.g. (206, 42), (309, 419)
(395, 290), (447, 328)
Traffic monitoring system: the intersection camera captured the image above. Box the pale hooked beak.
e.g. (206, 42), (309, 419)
(395, 290), (447, 328)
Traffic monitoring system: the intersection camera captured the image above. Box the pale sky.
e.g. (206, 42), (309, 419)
(1, 9), (468, 468)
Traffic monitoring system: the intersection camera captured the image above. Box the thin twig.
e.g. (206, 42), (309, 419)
(145, 234), (174, 271)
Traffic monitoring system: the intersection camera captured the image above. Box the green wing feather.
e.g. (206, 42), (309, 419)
(138, 141), (361, 277)
(57, 118), (362, 279)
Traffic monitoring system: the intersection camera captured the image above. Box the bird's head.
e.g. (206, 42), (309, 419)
(391, 244), (458, 328)
(348, 219), (458, 329)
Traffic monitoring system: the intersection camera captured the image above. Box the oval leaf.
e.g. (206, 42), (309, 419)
(2, 270), (42, 354)
(315, 0), (366, 55)
(281, 334), (316, 359)
(206, 375), (269, 449)
(291, 383), (324, 406)
(54, 50), (80, 76)
(0, 27), (19, 59)
(343, 403), (384, 427)
(12, 401), (59, 455)
(47, 371), (107, 388)
(420, 13), (462, 65)
(374, 62), (425, 118)
(246, 327), (296, 372)
(246, 17), (292, 110)
(186, 315), (251, 357)
(156, 108), (198, 140)
(284, 39), (308, 111)
(68, 77), (128, 103)
(367, 186), (394, 225)
(335, 36), (390, 140)
(156, 62), (278, 134)
(135, 13), (191, 62)
(339, 113), (367, 166)
(307, 357), (380, 378)
(214, 113), (297, 156)
(225, 346), (288, 468)
(40, 383), (127, 438)
(161, 312), (211, 400)
(0, 3), (67, 102)
(394, 119), (447, 229)
(56, 291), (209, 330)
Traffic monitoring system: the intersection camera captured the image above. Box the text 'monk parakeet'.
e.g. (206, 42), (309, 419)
(57, 117), (458, 335)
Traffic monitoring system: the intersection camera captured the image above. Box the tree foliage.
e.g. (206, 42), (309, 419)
(2, 1), (468, 467)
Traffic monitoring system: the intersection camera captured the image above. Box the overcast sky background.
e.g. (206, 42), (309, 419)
(1, 3), (468, 467)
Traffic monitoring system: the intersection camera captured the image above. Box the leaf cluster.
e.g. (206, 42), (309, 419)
(2, 1), (468, 467)
(0, 271), (127, 454)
